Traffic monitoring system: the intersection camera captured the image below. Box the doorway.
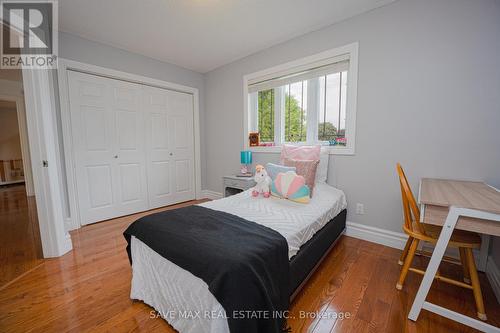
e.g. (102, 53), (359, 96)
(0, 70), (42, 288)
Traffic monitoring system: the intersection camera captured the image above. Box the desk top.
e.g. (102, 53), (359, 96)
(420, 178), (500, 214)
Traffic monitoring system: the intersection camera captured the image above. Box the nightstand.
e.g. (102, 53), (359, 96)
(223, 175), (256, 197)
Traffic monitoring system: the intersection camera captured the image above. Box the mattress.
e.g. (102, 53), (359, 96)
(130, 183), (347, 333)
(199, 182), (347, 258)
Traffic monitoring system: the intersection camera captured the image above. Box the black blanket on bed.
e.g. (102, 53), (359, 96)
(123, 205), (290, 333)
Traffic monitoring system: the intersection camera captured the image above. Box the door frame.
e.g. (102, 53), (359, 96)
(21, 67), (73, 257)
(57, 58), (202, 230)
(2, 14), (72, 258)
(0, 82), (35, 196)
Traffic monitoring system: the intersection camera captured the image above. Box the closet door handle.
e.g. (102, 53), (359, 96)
(113, 155), (118, 159)
(169, 153), (173, 156)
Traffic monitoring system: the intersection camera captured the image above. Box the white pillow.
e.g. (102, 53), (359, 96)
(315, 150), (328, 183)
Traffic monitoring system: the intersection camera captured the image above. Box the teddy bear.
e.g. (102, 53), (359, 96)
(252, 164), (271, 198)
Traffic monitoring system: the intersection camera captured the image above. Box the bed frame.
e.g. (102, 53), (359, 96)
(289, 209), (347, 301)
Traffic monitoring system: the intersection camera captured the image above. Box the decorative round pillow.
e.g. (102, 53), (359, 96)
(270, 171), (310, 203)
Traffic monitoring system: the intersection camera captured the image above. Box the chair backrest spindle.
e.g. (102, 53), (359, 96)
(396, 163), (425, 235)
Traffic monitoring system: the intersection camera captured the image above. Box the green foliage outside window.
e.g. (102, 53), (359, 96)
(258, 90), (274, 142)
(258, 88), (341, 143)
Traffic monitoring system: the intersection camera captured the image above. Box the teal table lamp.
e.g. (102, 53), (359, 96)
(240, 151), (252, 176)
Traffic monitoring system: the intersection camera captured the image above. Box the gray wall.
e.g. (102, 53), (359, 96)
(203, 0), (500, 261)
(58, 32), (208, 190)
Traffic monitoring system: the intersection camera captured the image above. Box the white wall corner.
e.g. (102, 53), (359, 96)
(486, 256), (500, 304)
(201, 190), (223, 200)
(345, 221), (408, 250)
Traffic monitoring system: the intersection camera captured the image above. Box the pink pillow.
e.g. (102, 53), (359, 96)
(283, 158), (319, 196)
(280, 144), (321, 164)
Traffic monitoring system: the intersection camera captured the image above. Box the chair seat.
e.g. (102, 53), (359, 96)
(405, 223), (481, 248)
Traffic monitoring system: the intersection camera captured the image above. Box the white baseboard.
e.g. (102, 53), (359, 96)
(345, 221), (494, 279)
(486, 256), (500, 304)
(66, 191), (223, 232)
(201, 190), (223, 200)
(345, 221), (408, 250)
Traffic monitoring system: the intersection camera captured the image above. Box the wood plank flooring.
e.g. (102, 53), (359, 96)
(0, 199), (498, 332)
(0, 184), (42, 288)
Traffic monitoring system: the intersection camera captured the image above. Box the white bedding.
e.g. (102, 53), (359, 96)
(199, 182), (347, 259)
(130, 183), (346, 333)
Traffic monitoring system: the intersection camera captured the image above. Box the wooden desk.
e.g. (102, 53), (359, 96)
(410, 178), (500, 333)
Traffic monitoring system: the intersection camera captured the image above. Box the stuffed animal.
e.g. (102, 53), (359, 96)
(252, 164), (271, 198)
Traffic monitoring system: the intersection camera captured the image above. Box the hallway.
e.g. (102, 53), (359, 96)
(0, 184), (42, 288)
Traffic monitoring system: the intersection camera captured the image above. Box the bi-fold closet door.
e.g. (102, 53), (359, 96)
(142, 86), (195, 209)
(67, 71), (195, 225)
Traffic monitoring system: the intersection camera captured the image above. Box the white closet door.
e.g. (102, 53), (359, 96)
(111, 79), (149, 216)
(143, 86), (195, 208)
(68, 71), (148, 225)
(167, 89), (195, 203)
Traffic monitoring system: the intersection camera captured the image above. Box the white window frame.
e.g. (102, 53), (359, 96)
(243, 42), (358, 155)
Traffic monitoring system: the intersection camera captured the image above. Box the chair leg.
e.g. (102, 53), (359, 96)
(396, 238), (419, 290)
(459, 247), (471, 284)
(399, 237), (413, 265)
(465, 248), (487, 321)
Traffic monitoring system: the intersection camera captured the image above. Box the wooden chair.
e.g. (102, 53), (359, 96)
(396, 163), (487, 320)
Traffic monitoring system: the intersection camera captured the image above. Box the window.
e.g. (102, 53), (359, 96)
(245, 43), (358, 154)
(257, 89), (274, 142)
(317, 72), (347, 145)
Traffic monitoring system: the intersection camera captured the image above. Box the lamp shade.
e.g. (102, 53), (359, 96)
(240, 151), (252, 164)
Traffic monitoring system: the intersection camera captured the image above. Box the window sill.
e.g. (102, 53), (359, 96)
(246, 145), (355, 155)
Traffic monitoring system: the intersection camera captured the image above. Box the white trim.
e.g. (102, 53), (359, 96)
(56, 63), (79, 231)
(201, 190), (223, 200)
(1, 26), (70, 258)
(245, 144), (356, 155)
(306, 78), (320, 144)
(345, 221), (408, 249)
(56, 58), (203, 230)
(243, 42), (358, 155)
(486, 255), (500, 304)
(274, 87), (285, 144)
(22, 66), (72, 257)
(193, 91), (202, 201)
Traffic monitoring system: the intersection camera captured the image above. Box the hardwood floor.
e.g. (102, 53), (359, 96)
(0, 184), (42, 288)
(0, 199), (498, 333)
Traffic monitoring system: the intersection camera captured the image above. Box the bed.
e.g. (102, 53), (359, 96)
(126, 182), (347, 333)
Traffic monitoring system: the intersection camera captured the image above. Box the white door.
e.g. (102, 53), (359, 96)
(68, 71), (148, 224)
(143, 86), (195, 208)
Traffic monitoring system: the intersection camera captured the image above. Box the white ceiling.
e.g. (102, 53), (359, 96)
(59, 0), (394, 73)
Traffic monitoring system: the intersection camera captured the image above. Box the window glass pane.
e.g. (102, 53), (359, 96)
(257, 89), (274, 142)
(284, 81), (307, 142)
(249, 69), (349, 147)
(339, 71), (347, 145)
(318, 71), (347, 145)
